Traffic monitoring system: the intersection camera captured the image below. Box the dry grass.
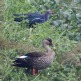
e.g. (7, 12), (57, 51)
(61, 43), (81, 65)
(0, 33), (41, 54)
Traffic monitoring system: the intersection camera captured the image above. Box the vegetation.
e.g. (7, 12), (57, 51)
(0, 0), (81, 81)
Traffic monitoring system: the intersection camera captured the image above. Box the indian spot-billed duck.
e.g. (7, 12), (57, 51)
(11, 38), (55, 75)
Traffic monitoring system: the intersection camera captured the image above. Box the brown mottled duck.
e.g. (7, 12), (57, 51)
(11, 38), (55, 75)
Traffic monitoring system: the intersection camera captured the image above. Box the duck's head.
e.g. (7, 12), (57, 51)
(43, 38), (53, 47)
(46, 9), (54, 15)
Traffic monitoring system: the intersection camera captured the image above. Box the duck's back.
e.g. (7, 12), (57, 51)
(13, 52), (54, 70)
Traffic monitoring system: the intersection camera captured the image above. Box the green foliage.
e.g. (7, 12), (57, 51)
(0, 0), (81, 81)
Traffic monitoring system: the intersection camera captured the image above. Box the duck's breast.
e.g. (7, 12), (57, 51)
(32, 54), (54, 70)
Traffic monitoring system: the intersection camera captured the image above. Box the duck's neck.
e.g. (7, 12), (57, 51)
(44, 12), (50, 21)
(44, 44), (53, 54)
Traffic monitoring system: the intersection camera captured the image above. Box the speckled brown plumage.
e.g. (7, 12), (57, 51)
(11, 38), (55, 75)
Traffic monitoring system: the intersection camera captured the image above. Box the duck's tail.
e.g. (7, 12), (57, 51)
(13, 14), (27, 22)
(11, 56), (28, 68)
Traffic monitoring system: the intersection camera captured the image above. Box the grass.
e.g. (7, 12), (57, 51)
(0, 0), (81, 81)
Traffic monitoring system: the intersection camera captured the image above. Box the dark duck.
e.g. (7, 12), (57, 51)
(11, 38), (55, 75)
(13, 10), (53, 27)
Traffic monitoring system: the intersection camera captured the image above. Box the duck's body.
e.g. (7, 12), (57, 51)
(12, 38), (55, 75)
(13, 10), (53, 27)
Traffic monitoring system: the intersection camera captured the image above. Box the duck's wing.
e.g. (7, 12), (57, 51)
(25, 52), (45, 57)
(27, 12), (43, 22)
(11, 52), (46, 68)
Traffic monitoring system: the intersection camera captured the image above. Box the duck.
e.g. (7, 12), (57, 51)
(11, 38), (55, 75)
(13, 9), (53, 27)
